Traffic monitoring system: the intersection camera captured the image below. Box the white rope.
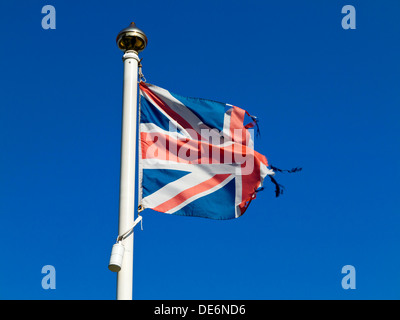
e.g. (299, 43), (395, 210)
(116, 215), (143, 242)
(137, 82), (143, 207)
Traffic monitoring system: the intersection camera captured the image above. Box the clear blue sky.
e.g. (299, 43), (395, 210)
(0, 0), (399, 300)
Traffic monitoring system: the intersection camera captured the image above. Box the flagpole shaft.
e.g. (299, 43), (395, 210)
(117, 51), (139, 300)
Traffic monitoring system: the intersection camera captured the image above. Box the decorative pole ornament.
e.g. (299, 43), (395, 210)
(116, 22), (148, 53)
(111, 22), (147, 300)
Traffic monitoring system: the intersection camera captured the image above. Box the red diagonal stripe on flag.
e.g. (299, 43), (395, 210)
(153, 173), (231, 213)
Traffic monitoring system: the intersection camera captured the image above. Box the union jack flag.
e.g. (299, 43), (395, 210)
(138, 82), (274, 219)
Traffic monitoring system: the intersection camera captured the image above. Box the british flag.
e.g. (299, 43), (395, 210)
(138, 82), (274, 220)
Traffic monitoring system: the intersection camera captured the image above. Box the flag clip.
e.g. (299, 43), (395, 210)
(138, 59), (146, 83)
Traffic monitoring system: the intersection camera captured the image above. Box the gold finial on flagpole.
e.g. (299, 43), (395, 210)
(116, 22), (148, 53)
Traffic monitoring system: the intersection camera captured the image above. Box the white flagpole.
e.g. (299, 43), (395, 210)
(115, 22), (147, 300)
